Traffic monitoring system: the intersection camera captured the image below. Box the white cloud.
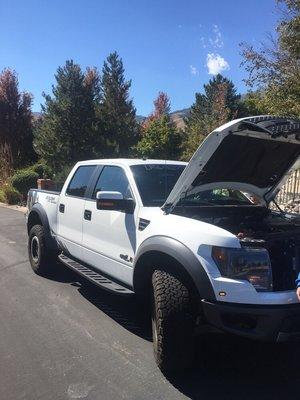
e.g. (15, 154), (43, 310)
(190, 65), (198, 75)
(206, 53), (229, 75)
(209, 24), (224, 48)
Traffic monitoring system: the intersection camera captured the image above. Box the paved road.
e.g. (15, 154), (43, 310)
(0, 206), (299, 400)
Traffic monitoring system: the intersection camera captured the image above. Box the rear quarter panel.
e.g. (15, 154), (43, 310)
(27, 189), (60, 235)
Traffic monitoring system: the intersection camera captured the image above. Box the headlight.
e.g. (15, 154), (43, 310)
(212, 246), (273, 292)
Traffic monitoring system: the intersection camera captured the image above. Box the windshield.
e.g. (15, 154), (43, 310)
(178, 188), (255, 206)
(130, 164), (185, 206)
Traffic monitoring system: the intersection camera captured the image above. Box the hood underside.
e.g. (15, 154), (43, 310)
(163, 116), (300, 212)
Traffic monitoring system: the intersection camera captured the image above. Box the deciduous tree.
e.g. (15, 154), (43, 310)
(241, 0), (300, 116)
(0, 68), (35, 177)
(136, 92), (182, 159)
(183, 75), (240, 159)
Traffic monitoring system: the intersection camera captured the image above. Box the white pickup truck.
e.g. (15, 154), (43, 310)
(27, 115), (300, 372)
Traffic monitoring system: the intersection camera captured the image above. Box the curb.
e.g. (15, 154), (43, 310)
(0, 202), (27, 214)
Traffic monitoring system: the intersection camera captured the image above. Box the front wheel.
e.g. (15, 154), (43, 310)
(28, 225), (56, 276)
(151, 269), (196, 372)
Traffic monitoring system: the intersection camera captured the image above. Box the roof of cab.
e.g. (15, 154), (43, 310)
(75, 158), (187, 167)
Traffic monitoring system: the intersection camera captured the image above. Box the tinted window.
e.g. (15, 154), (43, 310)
(130, 164), (185, 206)
(66, 166), (96, 197)
(93, 166), (132, 199)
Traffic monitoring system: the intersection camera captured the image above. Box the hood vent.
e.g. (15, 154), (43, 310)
(138, 218), (150, 231)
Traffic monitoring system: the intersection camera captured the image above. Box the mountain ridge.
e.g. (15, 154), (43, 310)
(137, 108), (189, 128)
(33, 108), (190, 129)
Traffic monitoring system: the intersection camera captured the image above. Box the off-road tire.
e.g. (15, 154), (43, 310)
(28, 224), (56, 276)
(151, 269), (196, 372)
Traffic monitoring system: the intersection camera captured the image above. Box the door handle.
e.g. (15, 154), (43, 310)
(84, 210), (92, 221)
(59, 203), (65, 213)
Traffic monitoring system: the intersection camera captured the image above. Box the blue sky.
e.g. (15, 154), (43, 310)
(0, 0), (278, 115)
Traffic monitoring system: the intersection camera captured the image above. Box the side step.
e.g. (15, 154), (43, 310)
(58, 254), (134, 296)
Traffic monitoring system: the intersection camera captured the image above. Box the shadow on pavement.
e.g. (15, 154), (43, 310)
(47, 263), (152, 340)
(78, 281), (152, 341)
(166, 334), (299, 400)
(48, 264), (300, 399)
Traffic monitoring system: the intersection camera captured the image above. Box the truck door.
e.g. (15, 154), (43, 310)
(82, 165), (137, 287)
(57, 165), (97, 260)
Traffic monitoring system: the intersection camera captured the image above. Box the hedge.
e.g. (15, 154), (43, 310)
(31, 163), (53, 179)
(1, 185), (22, 205)
(11, 169), (39, 197)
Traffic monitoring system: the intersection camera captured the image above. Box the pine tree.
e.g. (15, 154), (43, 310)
(183, 75), (241, 159)
(136, 92), (182, 159)
(0, 68), (35, 176)
(100, 52), (138, 156)
(34, 60), (101, 172)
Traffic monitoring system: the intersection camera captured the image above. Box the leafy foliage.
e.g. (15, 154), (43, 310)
(1, 184), (22, 204)
(183, 75), (241, 159)
(0, 69), (35, 175)
(53, 164), (73, 190)
(0, 189), (5, 203)
(31, 162), (53, 179)
(136, 116), (182, 159)
(11, 168), (38, 197)
(136, 92), (182, 159)
(241, 0), (300, 116)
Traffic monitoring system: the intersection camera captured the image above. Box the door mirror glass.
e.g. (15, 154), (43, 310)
(96, 191), (135, 214)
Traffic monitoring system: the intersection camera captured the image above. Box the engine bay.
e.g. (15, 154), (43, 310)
(173, 205), (300, 291)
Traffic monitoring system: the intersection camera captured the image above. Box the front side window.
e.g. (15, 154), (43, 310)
(93, 166), (132, 199)
(66, 165), (96, 197)
(130, 164), (185, 206)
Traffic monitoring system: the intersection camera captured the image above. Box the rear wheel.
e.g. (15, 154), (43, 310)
(151, 269), (196, 372)
(28, 225), (57, 275)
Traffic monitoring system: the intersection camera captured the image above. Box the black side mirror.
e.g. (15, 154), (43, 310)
(96, 191), (135, 214)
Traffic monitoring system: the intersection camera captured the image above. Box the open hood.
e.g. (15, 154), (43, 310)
(162, 116), (300, 212)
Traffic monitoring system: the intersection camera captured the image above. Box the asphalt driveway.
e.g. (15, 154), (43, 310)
(0, 206), (298, 400)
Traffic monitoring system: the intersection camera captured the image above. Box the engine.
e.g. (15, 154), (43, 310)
(174, 205), (300, 291)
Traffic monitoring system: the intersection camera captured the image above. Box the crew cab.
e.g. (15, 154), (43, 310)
(27, 115), (300, 372)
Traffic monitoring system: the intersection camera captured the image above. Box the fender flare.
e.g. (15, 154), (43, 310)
(27, 203), (58, 252)
(133, 235), (216, 301)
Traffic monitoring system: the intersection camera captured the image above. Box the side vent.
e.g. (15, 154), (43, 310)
(138, 218), (150, 231)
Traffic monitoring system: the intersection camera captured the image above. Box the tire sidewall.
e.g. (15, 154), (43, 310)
(28, 225), (45, 273)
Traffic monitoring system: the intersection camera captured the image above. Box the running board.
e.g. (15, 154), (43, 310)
(58, 254), (134, 296)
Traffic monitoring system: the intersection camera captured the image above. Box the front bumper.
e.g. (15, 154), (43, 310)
(201, 299), (300, 342)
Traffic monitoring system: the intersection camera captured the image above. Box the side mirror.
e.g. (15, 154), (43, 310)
(96, 191), (135, 214)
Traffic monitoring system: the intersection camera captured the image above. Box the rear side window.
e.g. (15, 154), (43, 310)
(66, 165), (96, 197)
(93, 166), (132, 199)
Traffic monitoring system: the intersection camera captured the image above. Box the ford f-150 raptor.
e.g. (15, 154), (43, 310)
(27, 115), (300, 371)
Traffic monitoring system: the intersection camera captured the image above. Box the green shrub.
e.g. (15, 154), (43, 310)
(31, 162), (53, 179)
(11, 169), (39, 197)
(0, 189), (5, 203)
(2, 185), (22, 205)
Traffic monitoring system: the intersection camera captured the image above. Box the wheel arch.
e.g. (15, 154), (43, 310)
(27, 204), (58, 252)
(133, 236), (216, 301)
